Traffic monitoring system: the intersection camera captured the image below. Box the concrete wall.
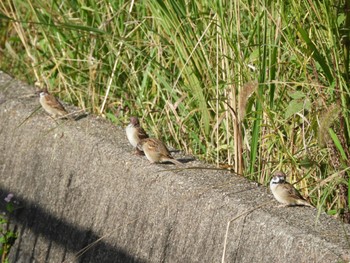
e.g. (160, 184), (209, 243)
(0, 71), (349, 263)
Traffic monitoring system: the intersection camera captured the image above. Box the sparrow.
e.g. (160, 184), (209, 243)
(270, 171), (313, 207)
(125, 117), (149, 154)
(38, 89), (70, 119)
(137, 138), (183, 165)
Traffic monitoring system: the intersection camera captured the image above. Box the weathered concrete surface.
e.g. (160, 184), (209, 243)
(0, 70), (349, 263)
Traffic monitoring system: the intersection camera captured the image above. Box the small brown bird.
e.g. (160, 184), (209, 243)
(38, 89), (70, 119)
(270, 171), (313, 207)
(137, 138), (182, 165)
(125, 117), (149, 154)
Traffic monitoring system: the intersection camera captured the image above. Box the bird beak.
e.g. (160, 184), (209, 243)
(35, 90), (42, 96)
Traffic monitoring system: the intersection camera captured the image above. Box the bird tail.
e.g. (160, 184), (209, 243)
(296, 199), (313, 207)
(166, 158), (183, 166)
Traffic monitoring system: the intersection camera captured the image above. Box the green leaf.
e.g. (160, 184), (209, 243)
(0, 12), (13, 20)
(58, 23), (106, 34)
(304, 100), (311, 111)
(288, 91), (305, 100)
(328, 128), (347, 160)
(296, 26), (333, 84)
(105, 112), (117, 123)
(326, 209), (337, 215)
(285, 98), (311, 119)
(0, 236), (6, 244)
(285, 100), (303, 118)
(6, 203), (14, 213)
(6, 231), (16, 239)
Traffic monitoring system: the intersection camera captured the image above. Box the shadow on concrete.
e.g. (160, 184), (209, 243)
(159, 158), (196, 165)
(0, 187), (146, 263)
(177, 157), (196, 164)
(73, 113), (89, 121)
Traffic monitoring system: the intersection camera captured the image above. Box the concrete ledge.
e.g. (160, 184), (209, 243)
(0, 71), (349, 263)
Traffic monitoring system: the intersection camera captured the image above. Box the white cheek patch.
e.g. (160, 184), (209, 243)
(271, 177), (279, 184)
(278, 177), (286, 183)
(39, 92), (46, 97)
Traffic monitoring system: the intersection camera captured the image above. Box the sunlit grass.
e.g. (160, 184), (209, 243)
(0, 0), (349, 222)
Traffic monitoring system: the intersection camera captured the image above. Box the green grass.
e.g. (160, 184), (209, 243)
(0, 0), (349, 222)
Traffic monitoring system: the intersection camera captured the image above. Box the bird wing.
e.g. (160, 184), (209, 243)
(46, 94), (67, 113)
(281, 183), (306, 201)
(155, 139), (172, 158)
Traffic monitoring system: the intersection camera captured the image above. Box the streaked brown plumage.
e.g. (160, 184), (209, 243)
(137, 138), (182, 165)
